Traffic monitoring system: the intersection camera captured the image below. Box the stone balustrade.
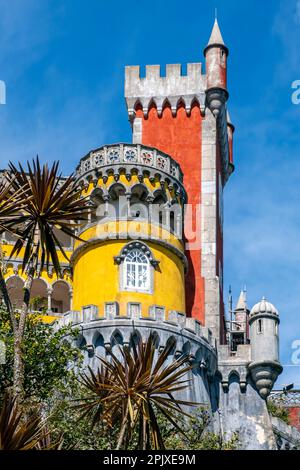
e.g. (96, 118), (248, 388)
(77, 143), (183, 183)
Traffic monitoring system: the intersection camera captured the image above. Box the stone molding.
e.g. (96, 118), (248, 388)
(77, 143), (184, 190)
(1, 257), (71, 277)
(205, 89), (233, 184)
(113, 240), (160, 268)
(248, 360), (283, 399)
(70, 232), (188, 271)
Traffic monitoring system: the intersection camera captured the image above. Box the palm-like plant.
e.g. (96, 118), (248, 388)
(77, 333), (198, 450)
(0, 392), (61, 450)
(0, 157), (90, 402)
(0, 178), (28, 328)
(5, 157), (89, 276)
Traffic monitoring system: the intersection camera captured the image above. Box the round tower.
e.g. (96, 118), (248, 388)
(71, 143), (188, 319)
(248, 297), (282, 399)
(204, 19), (229, 117)
(58, 142), (218, 409)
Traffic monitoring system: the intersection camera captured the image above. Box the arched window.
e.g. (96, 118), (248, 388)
(115, 242), (159, 294)
(123, 248), (150, 292)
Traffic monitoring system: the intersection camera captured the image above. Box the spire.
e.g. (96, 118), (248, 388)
(235, 289), (247, 311)
(208, 19), (225, 46)
(204, 19), (228, 56)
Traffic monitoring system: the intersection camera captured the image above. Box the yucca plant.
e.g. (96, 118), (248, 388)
(76, 333), (198, 450)
(0, 179), (27, 329)
(0, 157), (90, 402)
(0, 392), (61, 450)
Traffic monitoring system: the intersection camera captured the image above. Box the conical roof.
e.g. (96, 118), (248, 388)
(204, 19), (228, 56)
(235, 290), (247, 311)
(207, 19), (225, 47)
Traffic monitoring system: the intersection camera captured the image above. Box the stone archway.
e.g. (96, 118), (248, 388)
(30, 278), (48, 312)
(6, 276), (24, 309)
(51, 281), (71, 314)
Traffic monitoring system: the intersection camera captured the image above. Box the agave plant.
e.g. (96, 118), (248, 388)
(0, 156), (90, 402)
(76, 333), (198, 450)
(0, 392), (61, 450)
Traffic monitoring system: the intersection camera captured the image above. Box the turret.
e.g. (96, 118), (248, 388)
(248, 297), (283, 399)
(204, 19), (229, 117)
(229, 289), (250, 351)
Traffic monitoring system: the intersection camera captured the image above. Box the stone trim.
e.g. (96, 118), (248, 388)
(77, 143), (184, 187)
(114, 240), (160, 268)
(205, 89), (233, 184)
(70, 233), (188, 272)
(1, 257), (70, 274)
(201, 111), (220, 341)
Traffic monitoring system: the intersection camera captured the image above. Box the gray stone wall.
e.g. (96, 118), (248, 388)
(57, 313), (284, 450)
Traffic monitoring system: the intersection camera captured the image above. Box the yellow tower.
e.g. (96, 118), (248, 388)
(71, 143), (187, 320)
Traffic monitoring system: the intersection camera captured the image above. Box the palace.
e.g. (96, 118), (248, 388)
(1, 19), (299, 449)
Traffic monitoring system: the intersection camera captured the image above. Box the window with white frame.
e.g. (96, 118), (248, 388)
(123, 248), (151, 292)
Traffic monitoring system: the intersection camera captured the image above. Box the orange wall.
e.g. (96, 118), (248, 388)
(136, 103), (205, 323)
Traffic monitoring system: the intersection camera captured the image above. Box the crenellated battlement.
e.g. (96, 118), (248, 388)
(125, 63), (204, 84)
(56, 306), (215, 347)
(55, 307), (217, 379)
(125, 63), (206, 118)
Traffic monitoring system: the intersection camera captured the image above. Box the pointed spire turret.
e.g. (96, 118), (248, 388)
(204, 19), (229, 57)
(208, 19), (225, 47)
(204, 18), (229, 116)
(235, 290), (247, 311)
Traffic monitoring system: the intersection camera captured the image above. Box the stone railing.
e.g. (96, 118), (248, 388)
(77, 143), (183, 183)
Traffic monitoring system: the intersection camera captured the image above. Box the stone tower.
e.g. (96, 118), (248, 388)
(125, 19), (234, 343)
(248, 298), (282, 399)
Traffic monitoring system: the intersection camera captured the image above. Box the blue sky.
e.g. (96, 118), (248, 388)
(0, 0), (299, 387)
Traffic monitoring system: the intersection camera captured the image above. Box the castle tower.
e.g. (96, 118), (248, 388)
(62, 142), (218, 407)
(248, 298), (283, 399)
(71, 143), (188, 320)
(125, 20), (234, 342)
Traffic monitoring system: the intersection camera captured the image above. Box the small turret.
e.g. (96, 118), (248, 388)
(248, 297), (282, 399)
(229, 289), (250, 351)
(204, 19), (229, 117)
(204, 18), (228, 91)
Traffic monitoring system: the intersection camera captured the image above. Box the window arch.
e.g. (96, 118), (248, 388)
(123, 248), (150, 292)
(115, 242), (159, 294)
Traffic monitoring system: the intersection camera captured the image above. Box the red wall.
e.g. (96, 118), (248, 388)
(136, 103), (205, 322)
(288, 407), (300, 429)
